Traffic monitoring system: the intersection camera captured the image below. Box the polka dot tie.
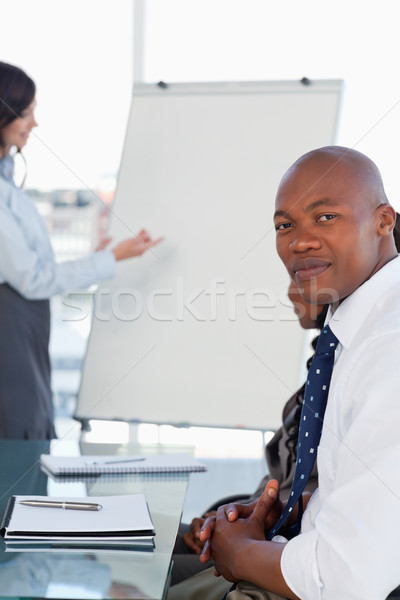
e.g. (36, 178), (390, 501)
(267, 323), (339, 540)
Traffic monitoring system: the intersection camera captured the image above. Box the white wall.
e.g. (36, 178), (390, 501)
(0, 0), (133, 190)
(142, 0), (400, 213)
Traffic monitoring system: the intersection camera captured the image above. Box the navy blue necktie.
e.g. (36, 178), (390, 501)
(267, 323), (339, 540)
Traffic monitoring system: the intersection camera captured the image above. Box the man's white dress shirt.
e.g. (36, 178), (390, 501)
(281, 255), (400, 600)
(0, 155), (116, 299)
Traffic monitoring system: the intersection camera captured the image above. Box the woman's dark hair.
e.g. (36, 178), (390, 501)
(394, 212), (400, 252)
(0, 62), (35, 146)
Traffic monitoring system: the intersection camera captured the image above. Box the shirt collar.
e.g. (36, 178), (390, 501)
(327, 254), (400, 348)
(0, 154), (15, 185)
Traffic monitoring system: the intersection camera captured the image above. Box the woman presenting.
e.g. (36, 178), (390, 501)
(0, 61), (162, 439)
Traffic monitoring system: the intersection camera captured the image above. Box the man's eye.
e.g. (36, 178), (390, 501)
(275, 223), (292, 231)
(318, 214), (336, 222)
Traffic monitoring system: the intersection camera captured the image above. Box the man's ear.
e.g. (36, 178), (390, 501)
(376, 203), (396, 237)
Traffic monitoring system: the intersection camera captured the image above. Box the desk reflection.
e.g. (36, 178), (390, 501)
(0, 552), (149, 598)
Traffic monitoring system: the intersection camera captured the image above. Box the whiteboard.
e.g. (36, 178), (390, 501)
(76, 80), (343, 430)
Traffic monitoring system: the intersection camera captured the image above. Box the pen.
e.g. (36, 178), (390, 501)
(19, 500), (103, 511)
(85, 458), (146, 465)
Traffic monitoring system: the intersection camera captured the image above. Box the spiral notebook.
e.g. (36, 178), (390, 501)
(40, 452), (207, 477)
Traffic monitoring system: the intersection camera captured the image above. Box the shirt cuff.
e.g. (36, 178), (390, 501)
(91, 249), (116, 281)
(281, 530), (323, 600)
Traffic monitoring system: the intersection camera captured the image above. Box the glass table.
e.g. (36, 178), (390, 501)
(0, 439), (190, 599)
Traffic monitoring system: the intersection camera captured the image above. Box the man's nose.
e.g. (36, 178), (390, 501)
(289, 227), (322, 253)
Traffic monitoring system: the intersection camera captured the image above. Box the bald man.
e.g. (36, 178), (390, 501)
(170, 147), (400, 600)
